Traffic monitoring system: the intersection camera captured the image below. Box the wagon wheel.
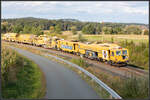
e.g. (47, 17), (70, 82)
(80, 54), (84, 58)
(107, 60), (111, 65)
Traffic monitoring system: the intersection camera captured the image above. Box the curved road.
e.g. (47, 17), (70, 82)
(10, 46), (100, 99)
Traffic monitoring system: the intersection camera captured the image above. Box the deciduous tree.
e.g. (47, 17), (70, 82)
(71, 26), (77, 35)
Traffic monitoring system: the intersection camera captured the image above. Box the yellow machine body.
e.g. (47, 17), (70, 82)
(1, 34), (7, 41)
(78, 43), (129, 64)
(17, 34), (35, 44)
(45, 36), (59, 49)
(57, 40), (79, 53)
(33, 35), (50, 46)
(2, 33), (129, 65)
(2, 33), (17, 42)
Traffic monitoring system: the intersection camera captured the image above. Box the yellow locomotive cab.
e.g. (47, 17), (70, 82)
(110, 48), (129, 65)
(77, 43), (129, 65)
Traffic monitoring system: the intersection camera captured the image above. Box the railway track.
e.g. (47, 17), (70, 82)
(4, 41), (148, 79)
(122, 66), (149, 76)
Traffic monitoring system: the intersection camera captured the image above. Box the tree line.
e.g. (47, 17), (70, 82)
(1, 17), (149, 35)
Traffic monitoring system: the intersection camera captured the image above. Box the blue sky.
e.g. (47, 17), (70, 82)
(2, 1), (149, 24)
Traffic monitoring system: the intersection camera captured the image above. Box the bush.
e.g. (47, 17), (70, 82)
(1, 46), (44, 99)
(71, 26), (77, 35)
(120, 41), (149, 70)
(77, 33), (87, 42)
(82, 24), (95, 34)
(111, 37), (114, 43)
(71, 58), (89, 68)
(70, 56), (149, 99)
(120, 76), (149, 98)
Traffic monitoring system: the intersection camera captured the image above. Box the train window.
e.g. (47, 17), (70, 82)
(116, 51), (121, 56)
(122, 50), (127, 55)
(112, 52), (114, 56)
(95, 52), (98, 56)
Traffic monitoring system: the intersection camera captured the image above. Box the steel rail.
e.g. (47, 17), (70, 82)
(45, 54), (122, 99)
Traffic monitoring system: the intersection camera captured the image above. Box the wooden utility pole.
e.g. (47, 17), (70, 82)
(101, 21), (104, 42)
(101, 21), (104, 35)
(141, 29), (145, 35)
(141, 29), (145, 43)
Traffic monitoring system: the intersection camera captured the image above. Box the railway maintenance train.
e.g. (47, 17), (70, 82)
(2, 33), (129, 66)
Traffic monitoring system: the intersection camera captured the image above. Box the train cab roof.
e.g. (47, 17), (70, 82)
(89, 43), (127, 51)
(98, 43), (121, 49)
(38, 34), (49, 37)
(58, 39), (80, 44)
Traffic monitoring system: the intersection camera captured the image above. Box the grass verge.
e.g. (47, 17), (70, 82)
(1, 45), (46, 99)
(69, 58), (149, 99)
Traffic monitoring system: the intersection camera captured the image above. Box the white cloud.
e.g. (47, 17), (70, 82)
(2, 1), (148, 15)
(123, 6), (148, 15)
(1, 1), (148, 24)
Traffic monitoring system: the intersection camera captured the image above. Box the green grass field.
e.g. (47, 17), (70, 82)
(44, 30), (149, 43)
(72, 34), (148, 44)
